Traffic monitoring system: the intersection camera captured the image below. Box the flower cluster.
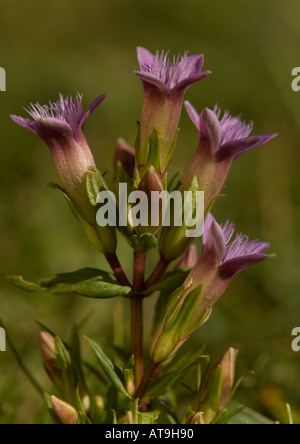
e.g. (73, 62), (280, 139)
(9, 46), (276, 424)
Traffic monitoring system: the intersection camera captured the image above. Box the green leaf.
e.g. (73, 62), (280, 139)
(287, 403), (294, 425)
(158, 401), (180, 424)
(77, 412), (92, 425)
(145, 353), (206, 400)
(43, 392), (59, 424)
(0, 318), (44, 396)
(227, 401), (275, 425)
(48, 182), (86, 221)
(165, 348), (207, 376)
(132, 399), (139, 425)
(130, 232), (158, 255)
(167, 171), (182, 193)
(181, 405), (195, 425)
(144, 129), (161, 173)
(55, 337), (74, 381)
(152, 285), (204, 364)
(162, 128), (180, 171)
(55, 337), (77, 403)
(138, 411), (160, 424)
(144, 269), (190, 296)
(86, 166), (110, 206)
(7, 268), (132, 299)
(84, 336), (131, 399)
(211, 406), (245, 425)
(201, 365), (223, 424)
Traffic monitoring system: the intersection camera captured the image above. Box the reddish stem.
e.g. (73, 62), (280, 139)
(135, 361), (158, 401)
(132, 254), (146, 389)
(105, 253), (131, 287)
(145, 257), (170, 289)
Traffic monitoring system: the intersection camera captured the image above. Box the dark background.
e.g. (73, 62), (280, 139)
(0, 0), (300, 423)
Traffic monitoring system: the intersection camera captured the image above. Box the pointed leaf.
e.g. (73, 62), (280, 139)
(145, 353), (206, 400)
(227, 401), (275, 425)
(86, 167), (110, 206)
(84, 336), (131, 399)
(201, 365), (223, 424)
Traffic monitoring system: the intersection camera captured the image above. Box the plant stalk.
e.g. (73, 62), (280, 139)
(132, 253), (146, 389)
(145, 256), (170, 289)
(105, 253), (131, 287)
(135, 361), (158, 401)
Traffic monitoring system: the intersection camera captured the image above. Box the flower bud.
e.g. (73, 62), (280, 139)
(51, 396), (78, 425)
(38, 329), (64, 392)
(114, 138), (135, 181)
(218, 348), (238, 409)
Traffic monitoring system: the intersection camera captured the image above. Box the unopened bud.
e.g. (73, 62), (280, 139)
(38, 329), (63, 390)
(51, 396), (78, 425)
(218, 348), (238, 409)
(114, 138), (135, 180)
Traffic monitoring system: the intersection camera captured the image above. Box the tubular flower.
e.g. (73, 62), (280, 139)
(182, 102), (277, 210)
(11, 93), (106, 219)
(152, 215), (270, 364)
(135, 47), (211, 173)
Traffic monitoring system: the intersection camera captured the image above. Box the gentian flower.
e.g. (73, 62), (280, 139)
(135, 47), (211, 173)
(11, 94), (117, 255)
(152, 215), (270, 363)
(185, 214), (270, 312)
(183, 102), (277, 209)
(11, 93), (105, 219)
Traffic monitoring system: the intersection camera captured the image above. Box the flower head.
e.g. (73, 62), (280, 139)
(202, 214), (270, 277)
(185, 102), (276, 160)
(185, 213), (270, 315)
(11, 93), (105, 218)
(152, 215), (270, 364)
(135, 47), (211, 95)
(12, 93), (105, 142)
(182, 103), (277, 210)
(11, 93), (117, 255)
(135, 48), (211, 173)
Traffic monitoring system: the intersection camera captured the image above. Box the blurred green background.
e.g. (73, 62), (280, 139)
(1, 0), (300, 424)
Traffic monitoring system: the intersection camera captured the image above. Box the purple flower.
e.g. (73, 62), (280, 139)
(183, 103), (277, 209)
(152, 215), (270, 364)
(185, 103), (276, 159)
(135, 47), (211, 95)
(184, 214), (269, 316)
(135, 48), (211, 173)
(153, 214), (270, 363)
(202, 214), (270, 277)
(11, 93), (105, 218)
